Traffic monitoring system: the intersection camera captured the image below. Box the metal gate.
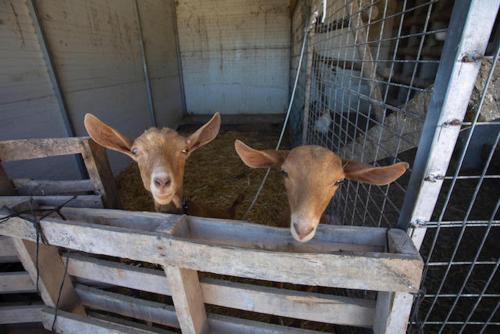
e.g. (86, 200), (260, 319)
(294, 0), (499, 332)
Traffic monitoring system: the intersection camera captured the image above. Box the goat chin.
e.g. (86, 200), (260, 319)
(153, 194), (174, 206)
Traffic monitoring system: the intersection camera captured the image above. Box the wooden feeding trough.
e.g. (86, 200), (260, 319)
(0, 137), (423, 333)
(0, 201), (423, 333)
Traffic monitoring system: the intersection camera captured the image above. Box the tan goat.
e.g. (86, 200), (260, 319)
(84, 113), (240, 217)
(235, 140), (409, 242)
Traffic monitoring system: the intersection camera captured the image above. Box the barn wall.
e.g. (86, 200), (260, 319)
(0, 0), (184, 179)
(176, 0), (291, 115)
(0, 0), (80, 180)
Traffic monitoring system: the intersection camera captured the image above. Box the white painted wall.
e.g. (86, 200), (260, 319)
(176, 0), (290, 115)
(0, 0), (184, 179)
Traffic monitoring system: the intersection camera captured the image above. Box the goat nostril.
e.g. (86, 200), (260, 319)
(293, 223), (300, 234)
(154, 177), (171, 188)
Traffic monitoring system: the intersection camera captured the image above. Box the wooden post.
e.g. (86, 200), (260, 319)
(373, 291), (413, 334)
(13, 239), (86, 315)
(164, 266), (209, 334)
(350, 0), (385, 122)
(81, 139), (121, 209)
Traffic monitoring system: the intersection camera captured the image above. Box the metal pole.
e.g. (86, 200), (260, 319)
(171, 0), (188, 117)
(27, 0), (87, 178)
(396, 0), (499, 248)
(134, 0), (157, 127)
(301, 8), (319, 145)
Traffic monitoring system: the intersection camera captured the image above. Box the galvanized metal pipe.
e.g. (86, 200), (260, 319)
(134, 0), (157, 127)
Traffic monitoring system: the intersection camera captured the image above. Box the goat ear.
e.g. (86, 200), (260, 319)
(187, 112), (221, 152)
(234, 140), (288, 169)
(343, 160), (409, 185)
(84, 113), (134, 158)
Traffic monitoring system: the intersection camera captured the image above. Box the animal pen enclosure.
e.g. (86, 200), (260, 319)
(0, 0), (499, 334)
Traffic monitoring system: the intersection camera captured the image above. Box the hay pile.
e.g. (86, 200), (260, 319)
(116, 128), (290, 227)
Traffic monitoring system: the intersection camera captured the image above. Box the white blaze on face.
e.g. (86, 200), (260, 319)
(290, 212), (318, 243)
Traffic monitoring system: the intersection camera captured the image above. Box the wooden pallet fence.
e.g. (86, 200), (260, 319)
(0, 137), (119, 327)
(0, 198), (424, 334)
(0, 136), (120, 208)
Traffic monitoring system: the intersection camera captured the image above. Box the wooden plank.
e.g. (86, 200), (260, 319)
(66, 254), (170, 295)
(388, 229), (421, 255)
(76, 285), (326, 334)
(185, 216), (386, 251)
(65, 254), (376, 327)
(12, 179), (94, 196)
(202, 278), (375, 328)
(75, 285), (178, 328)
(0, 304), (43, 324)
(59, 207), (386, 249)
(0, 195), (103, 209)
(59, 207), (179, 232)
(0, 236), (18, 263)
(373, 292), (414, 334)
(12, 238), (86, 315)
(41, 308), (172, 334)
(208, 313), (322, 334)
(0, 272), (36, 293)
(164, 266), (209, 334)
(90, 313), (175, 334)
(81, 139), (121, 209)
(0, 137), (85, 162)
(0, 214), (423, 292)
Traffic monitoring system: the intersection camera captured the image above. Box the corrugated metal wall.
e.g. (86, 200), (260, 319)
(176, 0), (291, 115)
(0, 0), (184, 179)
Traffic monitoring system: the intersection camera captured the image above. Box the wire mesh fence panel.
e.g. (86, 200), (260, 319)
(300, 0), (451, 229)
(292, 0), (499, 333)
(409, 25), (500, 334)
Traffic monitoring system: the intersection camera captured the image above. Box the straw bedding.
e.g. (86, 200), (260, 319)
(116, 128), (290, 226)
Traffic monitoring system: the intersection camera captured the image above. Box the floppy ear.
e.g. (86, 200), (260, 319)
(84, 113), (133, 158)
(343, 160), (409, 185)
(234, 140), (288, 169)
(187, 112), (221, 152)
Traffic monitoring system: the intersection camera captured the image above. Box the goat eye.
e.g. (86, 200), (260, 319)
(131, 147), (139, 155)
(334, 179), (344, 186)
(181, 148), (189, 154)
(281, 170), (288, 178)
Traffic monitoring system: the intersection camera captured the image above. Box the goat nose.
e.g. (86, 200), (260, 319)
(153, 176), (171, 188)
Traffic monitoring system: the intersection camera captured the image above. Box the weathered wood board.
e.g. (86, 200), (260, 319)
(0, 206), (423, 293)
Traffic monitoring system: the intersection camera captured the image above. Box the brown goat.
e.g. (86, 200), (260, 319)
(84, 113), (240, 218)
(235, 140), (409, 242)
